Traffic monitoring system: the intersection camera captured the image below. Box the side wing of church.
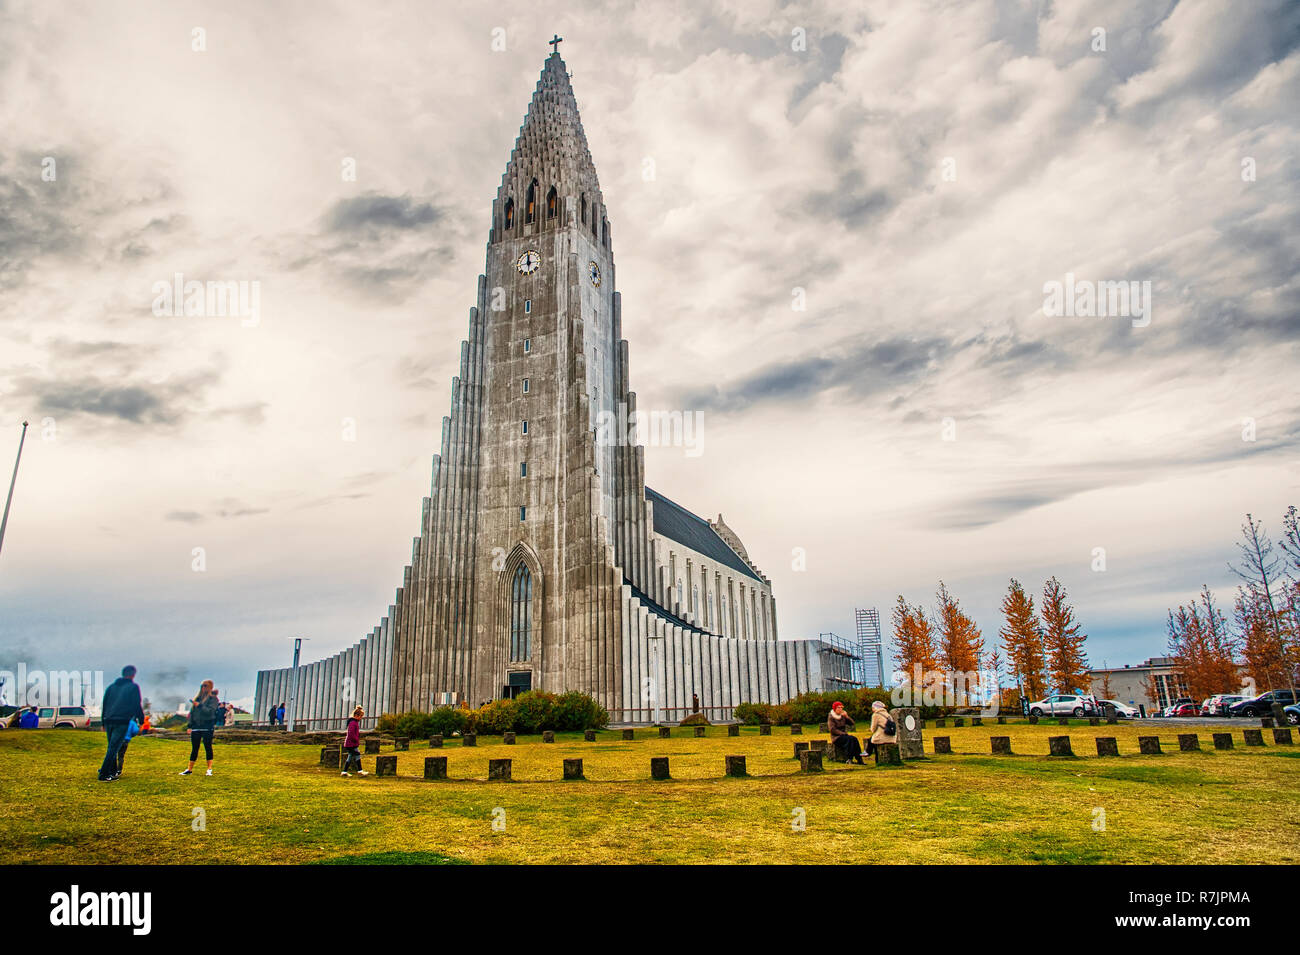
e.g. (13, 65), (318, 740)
(254, 51), (836, 725)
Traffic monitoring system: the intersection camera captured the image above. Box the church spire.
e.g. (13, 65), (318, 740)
(492, 47), (606, 246)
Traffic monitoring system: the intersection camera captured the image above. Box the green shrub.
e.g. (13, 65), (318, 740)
(376, 712), (399, 734)
(735, 688), (946, 727)
(473, 698), (518, 735)
(427, 706), (468, 738)
(511, 691), (555, 734)
(552, 690), (608, 731)
(678, 712), (710, 726)
(733, 702), (767, 725)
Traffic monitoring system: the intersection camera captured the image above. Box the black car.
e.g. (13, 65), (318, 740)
(1228, 688), (1298, 718)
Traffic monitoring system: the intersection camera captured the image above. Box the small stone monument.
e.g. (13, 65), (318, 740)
(1048, 735), (1073, 757)
(622, 729), (634, 741)
(320, 747), (340, 766)
(953, 717), (965, 727)
(1213, 733), (1233, 750)
(1243, 728), (1265, 746)
(727, 724), (739, 737)
(1088, 717), (1100, 727)
(584, 729), (597, 742)
(542, 730), (554, 743)
(429, 734), (443, 748)
(810, 738), (828, 753)
(1138, 735), (1161, 754)
(424, 756), (447, 779)
(818, 722), (828, 733)
(935, 718), (947, 728)
(874, 743), (902, 765)
(563, 758), (584, 780)
(793, 741), (809, 759)
(890, 707), (924, 760)
(990, 736), (1012, 755)
(1056, 718), (1069, 726)
(658, 726), (671, 738)
(395, 737), (409, 751)
(996, 716), (1006, 725)
(759, 723), (771, 736)
(503, 732), (516, 745)
(1028, 715), (1038, 725)
(463, 733), (477, 747)
(488, 758), (512, 781)
(694, 725), (706, 738)
(375, 755), (397, 776)
(1178, 734), (1200, 751)
(364, 738), (380, 754)
(1274, 728), (1293, 744)
(799, 750), (824, 773)
(1271, 702), (1288, 725)
(972, 717), (983, 727)
(650, 756), (670, 780)
(933, 736), (951, 754)
(1096, 737), (1119, 757)
(1261, 717), (1274, 728)
(790, 723), (803, 735)
(725, 755), (747, 776)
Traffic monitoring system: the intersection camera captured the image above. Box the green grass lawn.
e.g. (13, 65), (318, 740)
(1, 721), (1296, 864)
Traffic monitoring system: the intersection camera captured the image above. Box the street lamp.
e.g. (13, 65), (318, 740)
(285, 637), (309, 732)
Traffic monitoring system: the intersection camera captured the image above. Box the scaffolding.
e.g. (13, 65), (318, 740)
(855, 608), (884, 687)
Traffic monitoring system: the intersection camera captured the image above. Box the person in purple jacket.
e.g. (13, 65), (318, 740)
(341, 705), (367, 777)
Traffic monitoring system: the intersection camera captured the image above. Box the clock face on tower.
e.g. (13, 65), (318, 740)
(517, 250), (540, 274)
(588, 261), (601, 287)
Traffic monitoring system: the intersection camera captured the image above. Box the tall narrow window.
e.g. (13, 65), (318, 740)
(522, 377), (530, 394)
(591, 205), (598, 237)
(581, 195), (587, 225)
(510, 563), (532, 660)
(521, 420), (528, 435)
(602, 217), (609, 247)
(519, 506), (527, 523)
(526, 179), (537, 224)
(523, 338), (532, 354)
(546, 185), (557, 219)
(524, 299), (531, 314)
(520, 461), (527, 477)
(504, 198), (514, 230)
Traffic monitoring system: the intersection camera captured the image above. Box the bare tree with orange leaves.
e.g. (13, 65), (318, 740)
(1166, 586), (1239, 701)
(890, 594), (939, 690)
(1042, 576), (1089, 694)
(1000, 578), (1046, 701)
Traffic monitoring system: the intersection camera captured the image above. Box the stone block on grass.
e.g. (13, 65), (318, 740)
(934, 736), (951, 754)
(364, 738), (381, 755)
(650, 757), (669, 780)
(429, 735), (443, 748)
(874, 743), (902, 766)
(424, 756), (447, 780)
(1273, 728), (1293, 744)
(1056, 718), (1069, 726)
(1088, 718), (1100, 727)
(1213, 733), (1233, 750)
(954, 717), (965, 727)
(810, 739), (828, 753)
(790, 723), (803, 735)
(1178, 734), (1200, 752)
(759, 724), (771, 736)
(1028, 715), (1039, 725)
(694, 726), (706, 738)
(935, 719), (947, 728)
(462, 733), (477, 747)
(725, 755), (747, 777)
(658, 726), (671, 739)
(1243, 729), (1265, 746)
(1096, 737), (1119, 757)
(793, 741), (809, 759)
(1138, 736), (1161, 755)
(799, 751), (824, 773)
(997, 716), (1006, 725)
(622, 729), (634, 741)
(488, 758), (512, 781)
(1048, 736), (1074, 757)
(727, 724), (739, 737)
(563, 758), (585, 780)
(375, 755), (397, 776)
(990, 736), (1011, 755)
(972, 717), (982, 727)
(395, 737), (409, 751)
(503, 732), (516, 745)
(542, 731), (554, 743)
(320, 747), (340, 767)
(584, 730), (597, 742)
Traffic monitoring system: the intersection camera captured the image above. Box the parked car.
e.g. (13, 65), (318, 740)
(36, 706), (91, 729)
(1097, 699), (1139, 719)
(1203, 694), (1245, 717)
(1029, 694), (1096, 717)
(1161, 697), (1193, 717)
(1171, 703), (1200, 717)
(1284, 704), (1299, 727)
(1229, 689), (1299, 718)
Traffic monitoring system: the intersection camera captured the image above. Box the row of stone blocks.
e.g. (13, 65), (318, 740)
(791, 740), (904, 766)
(925, 728), (1293, 756)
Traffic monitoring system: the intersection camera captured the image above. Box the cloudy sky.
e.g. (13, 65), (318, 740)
(1, 0), (1297, 710)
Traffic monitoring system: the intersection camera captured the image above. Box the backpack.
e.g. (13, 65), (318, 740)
(884, 717), (896, 736)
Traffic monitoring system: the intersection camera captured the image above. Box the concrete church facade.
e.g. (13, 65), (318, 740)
(254, 50), (836, 726)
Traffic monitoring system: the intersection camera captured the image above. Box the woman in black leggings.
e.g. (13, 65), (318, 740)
(180, 680), (220, 776)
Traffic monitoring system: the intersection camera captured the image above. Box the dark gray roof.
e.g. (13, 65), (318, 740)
(645, 487), (763, 583)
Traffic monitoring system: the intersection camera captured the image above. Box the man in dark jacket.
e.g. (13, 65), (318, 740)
(99, 666), (145, 782)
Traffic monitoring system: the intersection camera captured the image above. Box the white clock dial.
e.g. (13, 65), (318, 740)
(588, 261), (601, 287)
(517, 250), (540, 274)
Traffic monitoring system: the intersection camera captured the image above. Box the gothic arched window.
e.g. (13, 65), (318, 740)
(580, 195), (587, 225)
(526, 179), (538, 224)
(591, 204), (598, 238)
(504, 198), (514, 230)
(510, 563), (532, 661)
(546, 186), (557, 219)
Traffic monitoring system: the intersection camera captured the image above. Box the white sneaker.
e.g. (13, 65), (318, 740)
(205, 769), (213, 776)
(357, 770), (368, 776)
(179, 769), (192, 775)
(341, 771), (350, 777)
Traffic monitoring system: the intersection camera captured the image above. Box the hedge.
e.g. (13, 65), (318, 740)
(375, 690), (608, 738)
(734, 689), (950, 725)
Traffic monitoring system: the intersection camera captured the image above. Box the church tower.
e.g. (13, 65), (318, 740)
(254, 48), (830, 727)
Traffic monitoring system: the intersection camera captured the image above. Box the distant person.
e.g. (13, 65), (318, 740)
(20, 705), (40, 729)
(223, 701), (236, 727)
(140, 715), (152, 734)
(341, 706), (367, 777)
(692, 693), (700, 714)
(267, 704), (277, 726)
(827, 701), (864, 765)
(98, 666), (145, 782)
(277, 702), (286, 726)
(180, 681), (220, 776)
(866, 700), (897, 758)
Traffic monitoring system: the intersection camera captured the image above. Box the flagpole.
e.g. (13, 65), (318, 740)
(0, 421), (29, 561)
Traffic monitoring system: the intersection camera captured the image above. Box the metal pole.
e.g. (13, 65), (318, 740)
(287, 638), (304, 731)
(0, 421), (29, 561)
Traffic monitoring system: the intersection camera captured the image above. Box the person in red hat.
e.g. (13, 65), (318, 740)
(827, 701), (864, 764)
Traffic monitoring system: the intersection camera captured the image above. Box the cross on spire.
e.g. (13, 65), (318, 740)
(548, 34), (563, 55)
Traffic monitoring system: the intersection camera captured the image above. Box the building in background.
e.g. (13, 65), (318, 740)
(1087, 657), (1188, 713)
